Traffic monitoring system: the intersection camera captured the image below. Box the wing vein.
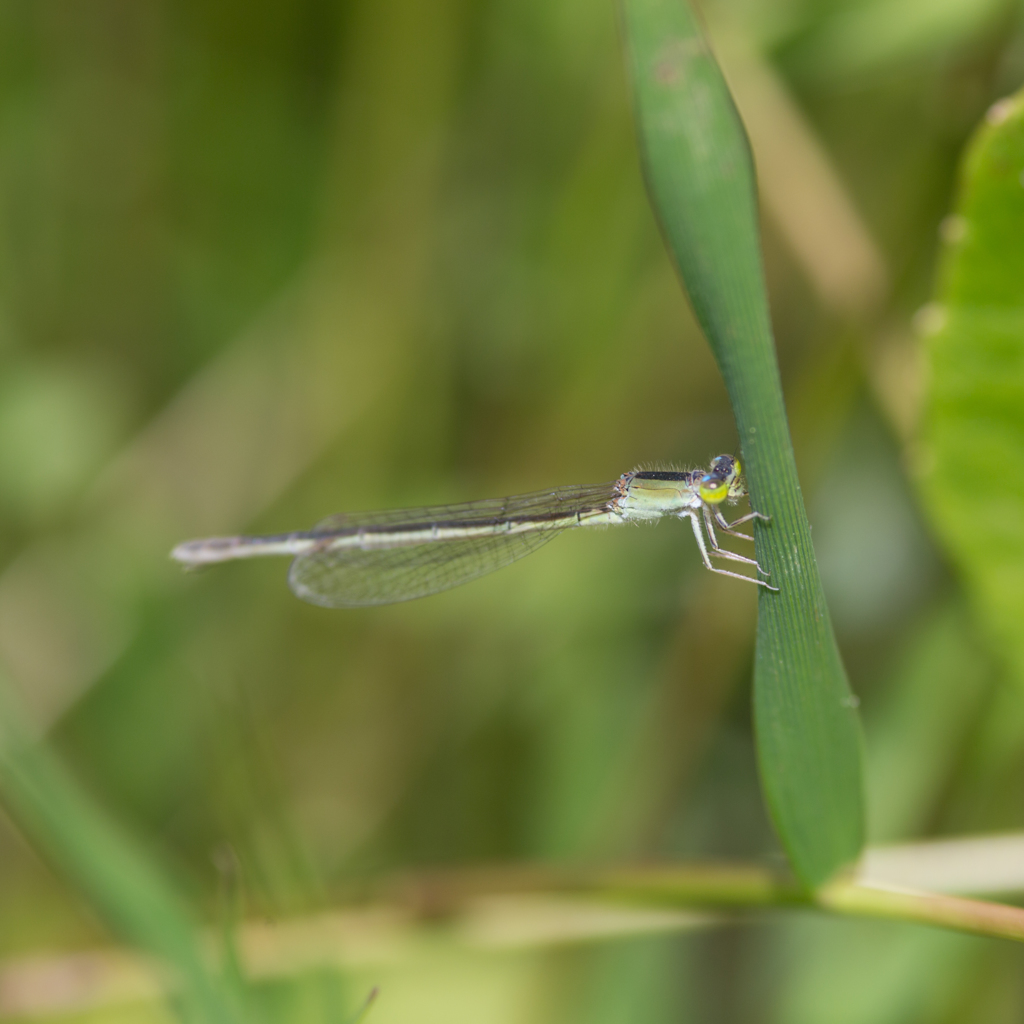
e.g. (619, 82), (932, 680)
(288, 481), (620, 607)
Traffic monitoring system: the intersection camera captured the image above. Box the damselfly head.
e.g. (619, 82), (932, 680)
(700, 454), (747, 504)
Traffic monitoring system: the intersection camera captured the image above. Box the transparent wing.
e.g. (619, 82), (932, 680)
(287, 481), (618, 608)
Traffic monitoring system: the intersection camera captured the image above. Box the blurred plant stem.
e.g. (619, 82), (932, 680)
(6, 852), (1024, 1022)
(395, 862), (1024, 943)
(816, 879), (1024, 943)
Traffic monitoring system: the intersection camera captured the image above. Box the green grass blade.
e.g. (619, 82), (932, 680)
(917, 89), (1024, 687)
(0, 678), (237, 1024)
(620, 0), (864, 887)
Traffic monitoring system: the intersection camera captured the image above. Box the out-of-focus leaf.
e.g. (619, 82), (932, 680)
(787, 0), (1010, 80)
(917, 89), (1024, 687)
(0, 362), (125, 521)
(773, 916), (978, 1024)
(620, 0), (864, 887)
(864, 601), (992, 842)
(0, 676), (237, 1024)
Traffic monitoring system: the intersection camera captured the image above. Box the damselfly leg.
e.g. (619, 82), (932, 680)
(700, 507), (762, 569)
(701, 505), (772, 578)
(711, 507), (771, 542)
(683, 510), (778, 590)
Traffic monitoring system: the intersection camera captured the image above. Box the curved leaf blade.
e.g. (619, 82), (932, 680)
(620, 0), (864, 887)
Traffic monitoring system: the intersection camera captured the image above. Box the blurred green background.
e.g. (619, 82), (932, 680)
(1, 0), (1024, 1021)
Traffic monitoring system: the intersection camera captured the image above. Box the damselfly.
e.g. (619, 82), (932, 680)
(171, 454), (777, 607)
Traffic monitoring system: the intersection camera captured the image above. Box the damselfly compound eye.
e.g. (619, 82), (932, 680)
(699, 473), (729, 504)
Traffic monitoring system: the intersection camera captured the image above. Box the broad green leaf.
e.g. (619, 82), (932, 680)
(620, 0), (864, 888)
(918, 89), (1024, 687)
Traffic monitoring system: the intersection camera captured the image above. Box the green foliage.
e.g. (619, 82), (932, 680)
(918, 88), (1024, 688)
(620, 0), (863, 888)
(0, 0), (1024, 1021)
(0, 678), (237, 1024)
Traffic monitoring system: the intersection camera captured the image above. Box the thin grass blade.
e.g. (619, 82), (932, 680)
(0, 677), (238, 1024)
